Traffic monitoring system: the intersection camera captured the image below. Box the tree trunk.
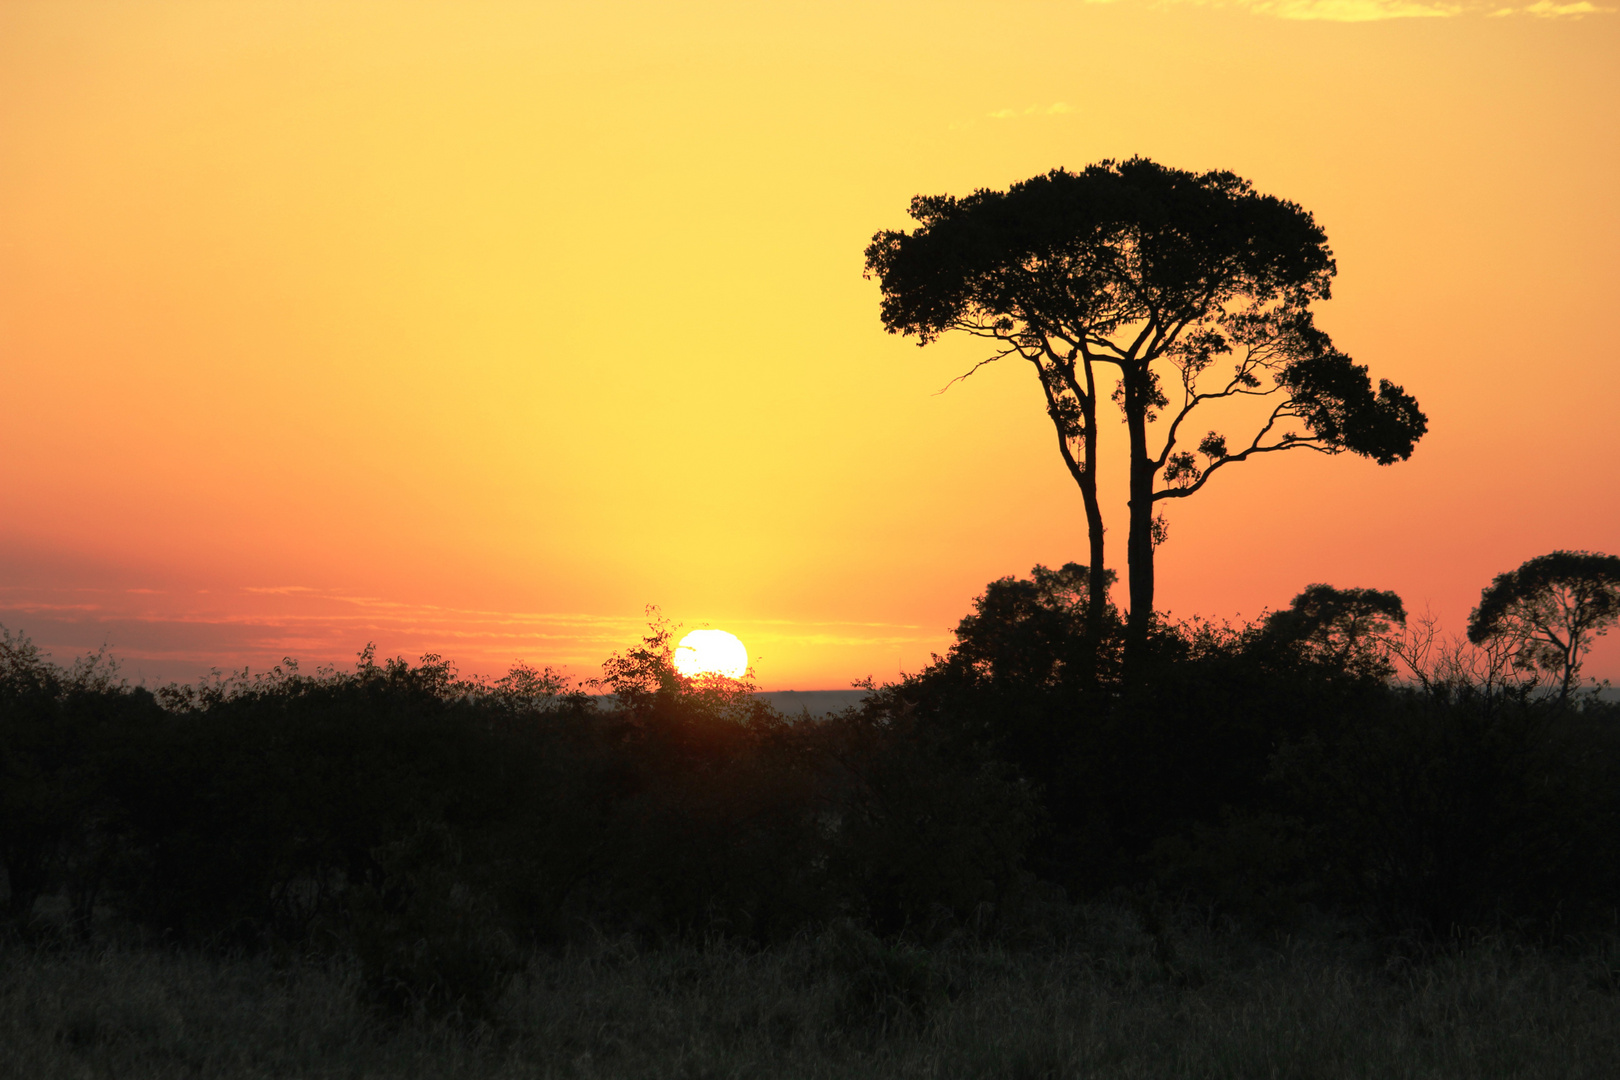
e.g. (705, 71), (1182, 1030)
(1558, 634), (1578, 708)
(1083, 486), (1107, 634)
(1039, 358), (1110, 684)
(1123, 369), (1157, 674)
(1078, 395), (1109, 680)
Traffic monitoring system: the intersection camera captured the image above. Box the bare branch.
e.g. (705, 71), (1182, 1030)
(933, 347), (1019, 395)
(1154, 347), (1285, 470)
(1038, 336), (1096, 410)
(1029, 355), (1089, 490)
(1153, 400), (1333, 501)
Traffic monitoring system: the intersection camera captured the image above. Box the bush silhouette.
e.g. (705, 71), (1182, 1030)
(3, 556), (1618, 966)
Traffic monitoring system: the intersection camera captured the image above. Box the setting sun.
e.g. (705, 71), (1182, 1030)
(673, 629), (749, 679)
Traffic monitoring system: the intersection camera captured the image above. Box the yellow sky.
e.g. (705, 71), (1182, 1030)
(2, 0), (1617, 687)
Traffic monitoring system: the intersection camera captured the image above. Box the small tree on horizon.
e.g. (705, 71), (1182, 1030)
(865, 158), (1428, 670)
(1262, 583), (1407, 679)
(593, 608), (765, 729)
(1466, 550), (1620, 706)
(950, 562), (1118, 688)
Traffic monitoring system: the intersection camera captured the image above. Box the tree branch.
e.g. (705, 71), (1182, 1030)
(1039, 336), (1092, 409)
(1152, 401), (1331, 501)
(1029, 355), (1089, 490)
(933, 346), (1019, 395)
(1154, 361), (1287, 470)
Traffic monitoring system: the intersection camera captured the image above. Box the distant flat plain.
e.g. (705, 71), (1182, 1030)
(754, 689), (872, 716)
(591, 689), (870, 717)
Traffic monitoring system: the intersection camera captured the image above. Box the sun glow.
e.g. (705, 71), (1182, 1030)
(673, 629), (749, 679)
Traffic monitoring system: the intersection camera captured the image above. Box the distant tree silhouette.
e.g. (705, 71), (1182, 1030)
(1262, 584), (1406, 678)
(1467, 550), (1620, 705)
(865, 159), (1427, 668)
(950, 562), (1117, 688)
(592, 607), (766, 729)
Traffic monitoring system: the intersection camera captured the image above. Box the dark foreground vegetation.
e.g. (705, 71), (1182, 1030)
(3, 558), (1619, 1075)
(8, 917), (1620, 1079)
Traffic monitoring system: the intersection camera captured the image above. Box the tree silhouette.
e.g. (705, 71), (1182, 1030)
(1467, 550), (1620, 705)
(950, 562), (1117, 688)
(1262, 584), (1406, 678)
(865, 159), (1427, 667)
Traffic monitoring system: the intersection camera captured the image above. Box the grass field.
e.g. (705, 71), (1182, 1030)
(6, 907), (1619, 1079)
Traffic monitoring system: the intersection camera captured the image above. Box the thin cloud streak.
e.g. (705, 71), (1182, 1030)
(1517, 0), (1613, 14)
(1150, 0), (1609, 17)
(988, 103), (1074, 119)
(1246, 0), (1459, 19)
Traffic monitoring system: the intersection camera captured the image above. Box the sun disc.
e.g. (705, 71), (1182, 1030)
(673, 629), (748, 679)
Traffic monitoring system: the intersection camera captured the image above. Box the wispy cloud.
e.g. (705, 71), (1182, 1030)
(1167, 0), (1608, 17)
(980, 0), (1606, 28)
(1248, 0), (1458, 19)
(988, 103), (1075, 120)
(1518, 0), (1612, 14)
(744, 631), (936, 648)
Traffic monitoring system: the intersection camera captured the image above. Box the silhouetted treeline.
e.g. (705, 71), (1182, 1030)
(875, 568), (1620, 936)
(3, 569), (1618, 1016)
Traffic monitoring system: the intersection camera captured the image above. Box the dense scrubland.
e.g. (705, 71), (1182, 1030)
(3, 564), (1620, 1077)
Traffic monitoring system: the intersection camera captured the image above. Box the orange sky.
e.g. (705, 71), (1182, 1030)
(2, 0), (1617, 689)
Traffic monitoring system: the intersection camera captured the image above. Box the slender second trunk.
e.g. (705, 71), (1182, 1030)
(1038, 354), (1110, 683)
(1558, 636), (1578, 708)
(1082, 478), (1108, 640)
(1123, 368), (1157, 674)
(1078, 395), (1109, 678)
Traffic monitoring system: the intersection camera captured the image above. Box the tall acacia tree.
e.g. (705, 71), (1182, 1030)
(865, 159), (1427, 665)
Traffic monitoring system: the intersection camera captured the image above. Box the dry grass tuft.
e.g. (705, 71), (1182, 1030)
(5, 909), (1619, 1079)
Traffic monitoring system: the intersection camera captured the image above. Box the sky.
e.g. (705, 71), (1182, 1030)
(1, 0), (1616, 690)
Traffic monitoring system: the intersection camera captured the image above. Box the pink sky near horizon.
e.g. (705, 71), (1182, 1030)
(2, 1), (1617, 689)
